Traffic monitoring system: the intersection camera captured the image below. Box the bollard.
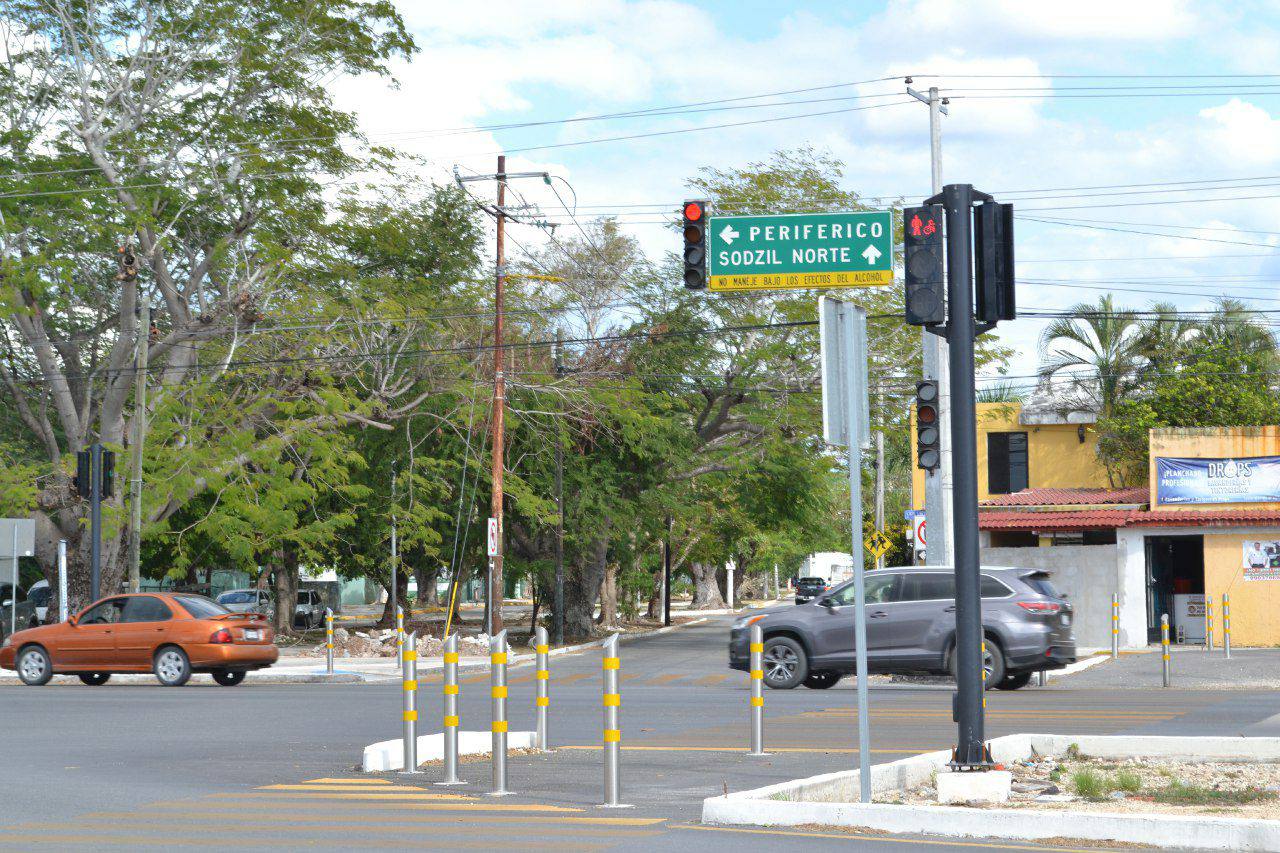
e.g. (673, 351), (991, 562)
(401, 631), (420, 774)
(1223, 593), (1231, 658)
(748, 623), (765, 755)
(436, 633), (463, 785)
(325, 608), (334, 675)
(535, 626), (550, 751)
(396, 606), (405, 669)
(601, 633), (626, 807)
(489, 629), (510, 795)
(1161, 613), (1171, 688)
(1111, 594), (1119, 659)
(1036, 670), (1047, 688)
(1206, 597), (1215, 652)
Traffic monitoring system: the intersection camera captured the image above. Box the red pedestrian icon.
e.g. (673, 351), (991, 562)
(909, 214), (923, 237)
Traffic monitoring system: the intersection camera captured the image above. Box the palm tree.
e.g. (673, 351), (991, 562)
(1135, 302), (1199, 374)
(1038, 295), (1145, 420)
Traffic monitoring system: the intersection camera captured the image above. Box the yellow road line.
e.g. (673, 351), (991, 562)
(555, 673), (593, 685)
(257, 784), (473, 797)
(301, 778), (393, 785)
(207, 793), (582, 811)
(675, 824), (1120, 852)
(37, 817), (662, 840)
(644, 673), (686, 685)
(0, 830), (602, 850)
(132, 805), (664, 826)
(694, 674), (732, 685)
(557, 745), (925, 754)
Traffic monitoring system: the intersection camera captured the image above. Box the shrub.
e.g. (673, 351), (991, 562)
(1071, 769), (1106, 800)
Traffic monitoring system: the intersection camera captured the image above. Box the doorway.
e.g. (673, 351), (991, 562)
(1144, 535), (1204, 643)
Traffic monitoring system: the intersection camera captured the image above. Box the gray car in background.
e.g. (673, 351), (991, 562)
(729, 565), (1076, 691)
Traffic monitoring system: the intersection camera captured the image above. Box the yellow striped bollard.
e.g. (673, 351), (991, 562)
(981, 639), (988, 709)
(601, 633), (624, 807)
(535, 626), (550, 750)
(1111, 594), (1119, 659)
(1161, 613), (1171, 688)
(1223, 593), (1231, 658)
(1206, 597), (1215, 652)
(490, 629), (510, 795)
(748, 622), (765, 756)
(401, 631), (420, 774)
(396, 606), (405, 669)
(436, 633), (463, 786)
(325, 608), (334, 675)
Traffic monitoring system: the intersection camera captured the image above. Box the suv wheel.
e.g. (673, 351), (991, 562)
(996, 672), (1032, 691)
(212, 669), (246, 687)
(803, 671), (841, 690)
(761, 636), (808, 690)
(950, 639), (1005, 690)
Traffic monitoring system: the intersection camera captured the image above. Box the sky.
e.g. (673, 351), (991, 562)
(331, 0), (1280, 390)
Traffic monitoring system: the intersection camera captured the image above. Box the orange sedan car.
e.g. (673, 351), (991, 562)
(0, 592), (278, 687)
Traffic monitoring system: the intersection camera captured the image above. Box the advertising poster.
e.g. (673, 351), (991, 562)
(1241, 541), (1280, 581)
(1155, 456), (1280, 505)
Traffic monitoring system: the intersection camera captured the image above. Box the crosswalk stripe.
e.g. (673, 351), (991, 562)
(302, 777), (394, 785)
(257, 784), (474, 796)
(132, 804), (665, 825)
(207, 793), (583, 811)
(692, 674), (732, 685)
(557, 745), (925, 754)
(643, 674), (685, 685)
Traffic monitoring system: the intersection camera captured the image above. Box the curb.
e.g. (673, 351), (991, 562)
(363, 730), (537, 772)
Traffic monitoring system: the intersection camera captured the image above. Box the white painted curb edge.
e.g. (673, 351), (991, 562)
(363, 730), (537, 772)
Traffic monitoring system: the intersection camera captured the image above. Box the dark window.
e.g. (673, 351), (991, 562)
(175, 594), (230, 619)
(1082, 530), (1117, 545)
(1022, 574), (1061, 598)
(217, 591), (255, 605)
(901, 572), (956, 601)
(28, 587), (50, 606)
(122, 596), (172, 623)
(79, 598), (126, 624)
(980, 576), (1013, 598)
(987, 432), (1029, 495)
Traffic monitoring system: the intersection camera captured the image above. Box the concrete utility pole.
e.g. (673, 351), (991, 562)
(554, 330), (565, 645)
(490, 154), (508, 636)
(390, 461), (398, 625)
(907, 81), (953, 567)
(127, 302), (149, 594)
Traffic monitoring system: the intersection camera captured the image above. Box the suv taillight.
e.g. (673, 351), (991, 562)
(1017, 601), (1062, 614)
(210, 627), (233, 643)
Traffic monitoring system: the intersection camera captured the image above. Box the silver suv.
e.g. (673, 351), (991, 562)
(729, 565), (1075, 691)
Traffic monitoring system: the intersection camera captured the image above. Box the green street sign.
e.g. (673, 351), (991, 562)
(708, 210), (893, 292)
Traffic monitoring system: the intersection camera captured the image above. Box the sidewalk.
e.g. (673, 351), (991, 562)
(1051, 644), (1280, 690)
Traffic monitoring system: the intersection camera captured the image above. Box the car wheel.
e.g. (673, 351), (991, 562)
(803, 671), (842, 690)
(950, 638), (1005, 691)
(211, 669), (246, 687)
(153, 646), (192, 687)
(996, 672), (1033, 691)
(78, 672), (111, 686)
(17, 646), (53, 686)
(761, 636), (808, 690)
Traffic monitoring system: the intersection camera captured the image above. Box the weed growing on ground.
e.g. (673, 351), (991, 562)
(1152, 781), (1278, 806)
(1113, 770), (1143, 794)
(1064, 743), (1082, 760)
(1071, 769), (1107, 800)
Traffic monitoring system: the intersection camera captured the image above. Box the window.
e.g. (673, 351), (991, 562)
(1022, 574), (1061, 598)
(901, 572), (956, 601)
(987, 432), (1028, 495)
(218, 591), (254, 605)
(827, 573), (899, 606)
(122, 596), (172, 623)
(80, 598), (126, 624)
(175, 595), (230, 619)
(28, 587), (50, 606)
(980, 576), (1013, 598)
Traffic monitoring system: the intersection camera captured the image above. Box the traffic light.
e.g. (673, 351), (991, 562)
(916, 380), (941, 470)
(975, 201), (1015, 324)
(75, 450), (92, 498)
(682, 200), (708, 290)
(100, 449), (115, 499)
(903, 205), (945, 326)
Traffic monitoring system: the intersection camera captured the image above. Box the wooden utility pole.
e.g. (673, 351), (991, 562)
(489, 154), (507, 636)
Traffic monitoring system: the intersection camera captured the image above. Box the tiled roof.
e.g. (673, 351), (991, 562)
(979, 507), (1280, 531)
(981, 487), (1149, 507)
(979, 510), (1136, 531)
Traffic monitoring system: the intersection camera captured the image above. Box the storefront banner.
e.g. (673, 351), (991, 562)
(1155, 456), (1280, 506)
(1241, 541), (1280, 581)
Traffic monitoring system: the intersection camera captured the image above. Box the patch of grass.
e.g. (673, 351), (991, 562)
(1049, 768), (1063, 783)
(1113, 770), (1143, 794)
(1152, 781), (1278, 806)
(1064, 743), (1082, 760)
(1071, 769), (1107, 800)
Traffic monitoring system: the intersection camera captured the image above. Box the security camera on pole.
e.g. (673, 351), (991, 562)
(903, 185), (1015, 773)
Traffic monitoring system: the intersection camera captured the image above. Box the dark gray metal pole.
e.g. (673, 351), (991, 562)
(942, 183), (987, 769)
(554, 331), (565, 646)
(90, 442), (102, 602)
(663, 517), (672, 627)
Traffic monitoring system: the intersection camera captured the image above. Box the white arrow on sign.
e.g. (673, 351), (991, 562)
(719, 224), (740, 245)
(861, 244), (882, 264)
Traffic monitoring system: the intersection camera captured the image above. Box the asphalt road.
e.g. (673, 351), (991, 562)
(3, 616), (1279, 851)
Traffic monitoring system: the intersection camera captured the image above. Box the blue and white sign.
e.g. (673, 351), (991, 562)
(1155, 456), (1280, 506)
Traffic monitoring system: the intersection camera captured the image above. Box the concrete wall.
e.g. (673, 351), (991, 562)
(980, 544), (1136, 649)
(1202, 528), (1280, 647)
(913, 403), (1110, 509)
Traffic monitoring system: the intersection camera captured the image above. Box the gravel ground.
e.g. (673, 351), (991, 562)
(881, 754), (1280, 819)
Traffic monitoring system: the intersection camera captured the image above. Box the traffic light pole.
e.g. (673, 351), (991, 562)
(90, 442), (103, 602)
(937, 182), (990, 770)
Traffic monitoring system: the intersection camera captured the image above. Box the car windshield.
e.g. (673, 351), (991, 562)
(1022, 574), (1061, 598)
(217, 591), (255, 604)
(177, 594), (231, 618)
(798, 578), (824, 587)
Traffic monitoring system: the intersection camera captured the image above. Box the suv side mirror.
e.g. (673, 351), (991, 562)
(820, 597), (836, 611)
(1, 599), (11, 608)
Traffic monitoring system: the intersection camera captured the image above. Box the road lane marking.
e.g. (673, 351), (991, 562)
(0, 831), (603, 850)
(693, 674), (733, 685)
(557, 745), (925, 754)
(257, 784), (474, 796)
(675, 824), (1118, 852)
(643, 674), (686, 685)
(131, 805), (665, 826)
(40, 817), (663, 839)
(302, 777), (394, 785)
(206, 793), (583, 811)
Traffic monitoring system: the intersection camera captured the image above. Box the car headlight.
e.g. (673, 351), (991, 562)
(732, 614), (766, 630)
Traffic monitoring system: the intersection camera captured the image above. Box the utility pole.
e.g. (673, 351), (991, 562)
(125, 246), (146, 594)
(553, 330), (565, 645)
(907, 80), (953, 567)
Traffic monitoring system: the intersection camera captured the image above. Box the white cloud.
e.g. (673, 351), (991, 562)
(1197, 99), (1280, 168)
